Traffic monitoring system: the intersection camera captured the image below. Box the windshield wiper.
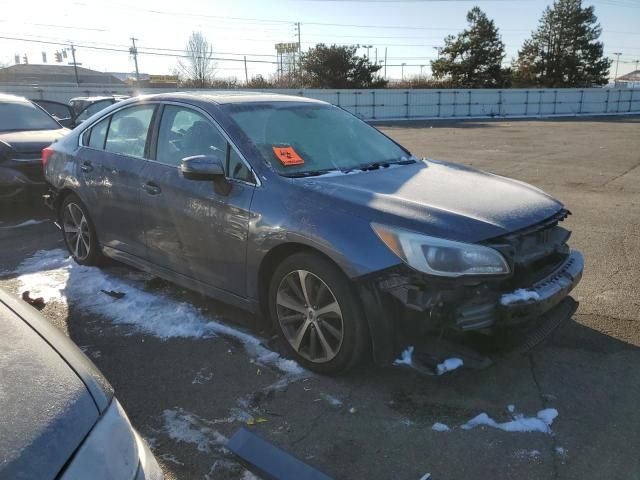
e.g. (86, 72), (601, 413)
(343, 157), (417, 173)
(281, 168), (338, 178)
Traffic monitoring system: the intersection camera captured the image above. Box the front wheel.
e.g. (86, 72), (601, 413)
(269, 252), (369, 374)
(60, 194), (102, 266)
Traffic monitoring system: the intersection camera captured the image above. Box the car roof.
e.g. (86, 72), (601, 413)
(133, 91), (327, 106)
(0, 93), (32, 104)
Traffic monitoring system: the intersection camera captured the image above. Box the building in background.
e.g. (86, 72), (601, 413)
(614, 70), (640, 89)
(108, 72), (179, 88)
(0, 64), (124, 85)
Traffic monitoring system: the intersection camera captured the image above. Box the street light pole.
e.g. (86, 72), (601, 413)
(401, 62), (406, 81)
(613, 52), (622, 81)
(420, 65), (425, 77)
(362, 44), (373, 58)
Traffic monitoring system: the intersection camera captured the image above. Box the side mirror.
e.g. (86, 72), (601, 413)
(180, 154), (225, 181)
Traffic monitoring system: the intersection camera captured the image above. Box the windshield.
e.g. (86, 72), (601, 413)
(0, 102), (60, 132)
(224, 103), (411, 176)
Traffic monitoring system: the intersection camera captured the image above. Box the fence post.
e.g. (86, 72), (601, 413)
(553, 90), (558, 115)
(437, 91), (441, 118)
(629, 88), (634, 113)
(467, 90), (472, 116)
(617, 89), (623, 113)
(405, 91), (410, 119)
(354, 91), (359, 117)
(605, 89), (610, 113)
(579, 89), (584, 114)
(336, 91), (341, 107)
(372, 91), (376, 120)
(524, 90), (529, 116)
(498, 90), (502, 117)
(538, 90), (542, 115)
(453, 90), (457, 118)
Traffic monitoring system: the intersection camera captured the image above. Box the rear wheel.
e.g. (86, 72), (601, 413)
(269, 252), (369, 374)
(60, 194), (102, 266)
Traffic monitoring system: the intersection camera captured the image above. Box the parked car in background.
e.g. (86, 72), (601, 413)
(31, 99), (76, 128)
(0, 94), (68, 202)
(32, 95), (129, 130)
(69, 95), (129, 124)
(43, 92), (583, 374)
(0, 288), (163, 479)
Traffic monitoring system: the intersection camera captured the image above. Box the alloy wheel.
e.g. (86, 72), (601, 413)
(276, 270), (344, 363)
(63, 202), (91, 261)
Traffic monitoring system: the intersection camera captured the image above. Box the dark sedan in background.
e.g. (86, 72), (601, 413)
(0, 288), (163, 479)
(43, 92), (583, 374)
(0, 94), (68, 202)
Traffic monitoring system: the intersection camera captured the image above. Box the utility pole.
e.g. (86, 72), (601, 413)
(244, 56), (249, 85)
(375, 48), (378, 65)
(69, 43), (79, 86)
(635, 59), (639, 71)
(296, 22), (302, 86)
(130, 37), (140, 84)
(420, 65), (425, 77)
(613, 52), (622, 81)
(384, 47), (388, 79)
(401, 62), (406, 81)
(363, 44), (372, 58)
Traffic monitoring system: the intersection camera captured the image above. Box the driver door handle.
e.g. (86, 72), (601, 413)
(80, 161), (93, 173)
(142, 182), (161, 195)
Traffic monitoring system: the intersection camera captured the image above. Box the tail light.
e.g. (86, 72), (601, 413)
(42, 147), (54, 168)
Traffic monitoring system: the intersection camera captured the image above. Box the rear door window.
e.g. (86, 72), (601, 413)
(104, 105), (155, 158)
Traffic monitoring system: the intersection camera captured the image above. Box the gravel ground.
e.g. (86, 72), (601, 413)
(1, 115), (638, 480)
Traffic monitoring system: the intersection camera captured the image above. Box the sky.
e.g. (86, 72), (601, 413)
(0, 0), (638, 81)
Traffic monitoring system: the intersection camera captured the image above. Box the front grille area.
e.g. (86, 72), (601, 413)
(492, 209), (572, 290)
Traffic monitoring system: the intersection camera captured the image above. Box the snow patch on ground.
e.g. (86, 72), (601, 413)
(500, 288), (540, 305)
(14, 249), (305, 376)
(436, 358), (464, 375)
(460, 408), (558, 434)
(555, 446), (567, 457)
(393, 346), (414, 366)
(430, 405), (559, 434)
(514, 449), (542, 460)
(321, 393), (343, 407)
(162, 408), (227, 453)
(431, 422), (451, 432)
(0, 219), (47, 229)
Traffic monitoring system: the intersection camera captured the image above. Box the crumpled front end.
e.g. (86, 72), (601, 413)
(359, 210), (583, 363)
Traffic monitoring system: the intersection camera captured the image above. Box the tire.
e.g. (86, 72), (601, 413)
(60, 193), (103, 266)
(268, 251), (369, 374)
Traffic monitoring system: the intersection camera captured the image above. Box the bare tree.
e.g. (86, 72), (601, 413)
(177, 32), (216, 88)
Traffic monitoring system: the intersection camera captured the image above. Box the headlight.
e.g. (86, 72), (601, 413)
(60, 399), (139, 480)
(372, 223), (510, 277)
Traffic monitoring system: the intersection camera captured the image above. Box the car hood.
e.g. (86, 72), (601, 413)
(0, 313), (99, 480)
(0, 128), (68, 156)
(297, 159), (564, 242)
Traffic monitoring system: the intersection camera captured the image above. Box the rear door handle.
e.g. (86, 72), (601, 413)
(80, 161), (93, 173)
(142, 182), (161, 195)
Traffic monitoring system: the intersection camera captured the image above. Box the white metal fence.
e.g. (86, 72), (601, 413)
(2, 84), (639, 120)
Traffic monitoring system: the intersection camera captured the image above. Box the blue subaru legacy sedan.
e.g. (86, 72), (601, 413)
(43, 92), (583, 374)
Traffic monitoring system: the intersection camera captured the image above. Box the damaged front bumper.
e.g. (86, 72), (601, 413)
(499, 250), (583, 325)
(368, 249), (584, 335)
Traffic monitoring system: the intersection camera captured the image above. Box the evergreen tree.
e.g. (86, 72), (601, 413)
(513, 0), (611, 87)
(302, 44), (386, 88)
(431, 7), (509, 88)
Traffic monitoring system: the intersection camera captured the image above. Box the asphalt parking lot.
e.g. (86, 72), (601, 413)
(1, 116), (639, 480)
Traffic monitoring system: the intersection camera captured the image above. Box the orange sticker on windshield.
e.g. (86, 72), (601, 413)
(273, 146), (304, 166)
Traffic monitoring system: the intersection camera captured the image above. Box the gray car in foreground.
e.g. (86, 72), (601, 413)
(44, 92), (583, 374)
(0, 289), (163, 480)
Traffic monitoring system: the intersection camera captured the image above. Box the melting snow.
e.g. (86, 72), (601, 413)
(162, 408), (227, 453)
(13, 249), (305, 376)
(436, 358), (464, 375)
(431, 422), (451, 432)
(460, 408), (558, 434)
(514, 449), (541, 459)
(500, 288), (540, 305)
(0, 219), (47, 229)
(430, 405), (559, 434)
(393, 346), (414, 366)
